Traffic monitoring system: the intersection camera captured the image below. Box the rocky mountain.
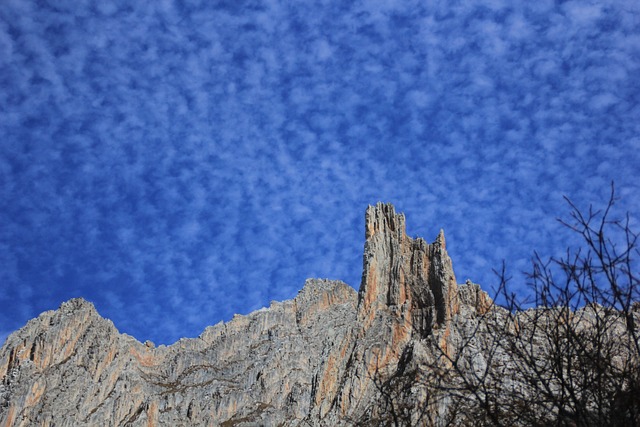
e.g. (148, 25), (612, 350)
(0, 203), (497, 426)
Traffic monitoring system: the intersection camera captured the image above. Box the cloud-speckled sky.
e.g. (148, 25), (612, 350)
(1, 0), (639, 345)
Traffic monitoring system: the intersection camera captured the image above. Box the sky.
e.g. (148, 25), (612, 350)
(1, 0), (639, 346)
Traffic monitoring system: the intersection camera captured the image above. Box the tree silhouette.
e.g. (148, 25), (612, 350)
(368, 184), (640, 426)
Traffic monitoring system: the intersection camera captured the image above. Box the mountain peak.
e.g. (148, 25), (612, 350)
(58, 297), (97, 315)
(364, 202), (406, 240)
(358, 203), (458, 336)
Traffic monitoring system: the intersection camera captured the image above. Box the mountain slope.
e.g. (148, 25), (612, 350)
(0, 203), (486, 426)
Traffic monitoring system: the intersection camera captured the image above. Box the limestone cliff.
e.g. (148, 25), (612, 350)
(0, 203), (487, 426)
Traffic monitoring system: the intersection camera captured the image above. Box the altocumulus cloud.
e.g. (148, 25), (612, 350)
(0, 0), (638, 344)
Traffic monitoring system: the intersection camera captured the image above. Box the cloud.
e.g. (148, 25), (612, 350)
(0, 0), (638, 344)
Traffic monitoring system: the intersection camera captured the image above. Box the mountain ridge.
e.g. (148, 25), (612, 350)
(0, 203), (489, 426)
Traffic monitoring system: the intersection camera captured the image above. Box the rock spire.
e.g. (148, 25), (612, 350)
(358, 202), (458, 335)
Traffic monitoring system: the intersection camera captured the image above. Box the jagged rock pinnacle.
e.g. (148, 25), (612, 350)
(358, 202), (458, 336)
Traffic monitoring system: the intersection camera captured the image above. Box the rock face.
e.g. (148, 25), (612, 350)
(359, 203), (458, 336)
(0, 203), (487, 426)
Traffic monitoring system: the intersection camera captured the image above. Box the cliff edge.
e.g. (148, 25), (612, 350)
(0, 203), (488, 426)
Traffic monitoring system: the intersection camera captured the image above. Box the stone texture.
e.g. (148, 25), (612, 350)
(0, 203), (479, 426)
(457, 280), (492, 316)
(362, 203), (458, 331)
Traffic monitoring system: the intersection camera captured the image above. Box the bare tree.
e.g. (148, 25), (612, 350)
(441, 184), (640, 426)
(352, 345), (455, 427)
(369, 184), (640, 426)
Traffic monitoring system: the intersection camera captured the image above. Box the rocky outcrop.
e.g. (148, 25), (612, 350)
(0, 203), (484, 426)
(359, 203), (458, 335)
(314, 203), (462, 423)
(0, 299), (152, 426)
(0, 279), (359, 426)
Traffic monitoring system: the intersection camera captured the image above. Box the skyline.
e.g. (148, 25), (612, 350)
(1, 0), (639, 345)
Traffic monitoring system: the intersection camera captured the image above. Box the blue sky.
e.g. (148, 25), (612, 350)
(1, 0), (638, 345)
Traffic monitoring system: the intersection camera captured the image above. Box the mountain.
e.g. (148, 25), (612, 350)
(5, 202), (623, 426)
